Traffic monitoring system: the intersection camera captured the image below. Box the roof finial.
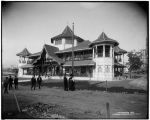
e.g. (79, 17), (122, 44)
(102, 28), (104, 33)
(67, 21), (69, 27)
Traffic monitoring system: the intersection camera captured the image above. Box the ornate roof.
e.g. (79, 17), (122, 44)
(33, 44), (63, 65)
(51, 25), (84, 43)
(55, 40), (92, 54)
(89, 32), (119, 47)
(28, 52), (41, 58)
(16, 48), (31, 57)
(114, 46), (127, 54)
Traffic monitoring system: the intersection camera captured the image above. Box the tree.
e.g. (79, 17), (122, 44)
(127, 51), (143, 78)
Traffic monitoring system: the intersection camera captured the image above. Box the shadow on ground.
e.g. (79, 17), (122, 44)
(20, 80), (147, 94)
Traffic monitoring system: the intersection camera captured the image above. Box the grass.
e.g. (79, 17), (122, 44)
(20, 78), (147, 94)
(2, 73), (148, 118)
(13, 85), (148, 119)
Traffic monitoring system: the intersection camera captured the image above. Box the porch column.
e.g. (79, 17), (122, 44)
(122, 53), (124, 73)
(96, 45), (97, 58)
(103, 45), (105, 57)
(110, 45), (112, 57)
(93, 47), (94, 59)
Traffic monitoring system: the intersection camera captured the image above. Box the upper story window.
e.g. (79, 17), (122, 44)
(65, 39), (72, 44)
(55, 39), (62, 45)
(105, 45), (110, 57)
(97, 46), (103, 57)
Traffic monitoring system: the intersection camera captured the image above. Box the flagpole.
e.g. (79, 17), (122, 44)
(72, 22), (74, 75)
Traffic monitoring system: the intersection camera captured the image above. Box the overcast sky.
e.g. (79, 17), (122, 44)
(2, 2), (147, 67)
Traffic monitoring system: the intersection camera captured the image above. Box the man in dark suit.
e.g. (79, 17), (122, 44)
(63, 73), (68, 91)
(37, 75), (42, 89)
(31, 75), (36, 90)
(14, 75), (18, 89)
(8, 75), (13, 90)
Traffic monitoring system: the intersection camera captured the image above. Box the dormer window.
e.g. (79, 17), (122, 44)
(55, 39), (62, 45)
(65, 38), (72, 44)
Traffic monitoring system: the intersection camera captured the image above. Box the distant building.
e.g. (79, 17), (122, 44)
(139, 49), (148, 70)
(16, 26), (127, 81)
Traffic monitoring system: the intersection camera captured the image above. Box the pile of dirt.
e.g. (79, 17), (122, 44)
(21, 102), (66, 118)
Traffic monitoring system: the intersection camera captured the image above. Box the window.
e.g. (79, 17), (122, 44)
(55, 39), (62, 45)
(65, 39), (72, 44)
(105, 65), (110, 72)
(98, 65), (103, 72)
(97, 46), (103, 57)
(105, 45), (110, 57)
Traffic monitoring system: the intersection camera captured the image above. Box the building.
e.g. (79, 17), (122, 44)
(16, 26), (127, 81)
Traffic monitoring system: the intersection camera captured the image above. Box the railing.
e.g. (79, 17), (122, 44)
(65, 54), (92, 61)
(115, 58), (122, 63)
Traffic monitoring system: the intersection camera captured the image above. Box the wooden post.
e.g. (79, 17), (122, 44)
(106, 102), (110, 118)
(106, 80), (108, 92)
(72, 22), (74, 75)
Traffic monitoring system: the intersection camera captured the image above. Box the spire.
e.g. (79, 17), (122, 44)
(62, 25), (73, 35)
(16, 48), (31, 57)
(98, 32), (108, 41)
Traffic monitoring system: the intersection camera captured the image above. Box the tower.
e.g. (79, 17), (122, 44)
(51, 25), (84, 50)
(16, 48), (31, 77)
(90, 32), (119, 81)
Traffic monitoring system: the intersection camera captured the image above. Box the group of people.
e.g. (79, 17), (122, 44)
(3, 75), (18, 94)
(3, 73), (74, 94)
(63, 73), (75, 91)
(31, 75), (42, 90)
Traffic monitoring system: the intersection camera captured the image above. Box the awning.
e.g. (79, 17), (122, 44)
(63, 60), (95, 67)
(21, 64), (34, 68)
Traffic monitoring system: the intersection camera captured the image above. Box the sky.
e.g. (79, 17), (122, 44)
(2, 2), (148, 68)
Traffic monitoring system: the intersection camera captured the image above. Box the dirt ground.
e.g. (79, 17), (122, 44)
(12, 80), (148, 119)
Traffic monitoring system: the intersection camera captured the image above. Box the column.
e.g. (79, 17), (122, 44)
(96, 45), (98, 58)
(110, 45), (112, 57)
(92, 47), (94, 59)
(103, 45), (105, 57)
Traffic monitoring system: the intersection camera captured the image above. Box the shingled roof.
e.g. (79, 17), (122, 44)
(16, 48), (31, 57)
(114, 46), (127, 54)
(33, 44), (63, 65)
(51, 25), (84, 43)
(55, 40), (92, 54)
(90, 32), (119, 47)
(28, 52), (41, 58)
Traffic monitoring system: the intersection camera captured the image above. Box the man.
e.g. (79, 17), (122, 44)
(31, 75), (36, 90)
(69, 74), (75, 91)
(63, 73), (68, 91)
(3, 77), (9, 94)
(37, 75), (42, 89)
(14, 75), (18, 89)
(8, 75), (13, 90)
